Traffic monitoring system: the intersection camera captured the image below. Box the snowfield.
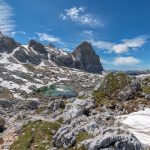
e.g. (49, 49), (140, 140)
(116, 108), (150, 146)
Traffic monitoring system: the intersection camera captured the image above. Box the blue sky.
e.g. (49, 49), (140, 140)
(0, 0), (150, 70)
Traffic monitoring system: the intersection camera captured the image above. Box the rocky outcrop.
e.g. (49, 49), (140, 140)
(0, 32), (19, 53)
(13, 49), (28, 63)
(28, 40), (48, 60)
(84, 133), (143, 150)
(72, 41), (103, 73)
(0, 99), (12, 108)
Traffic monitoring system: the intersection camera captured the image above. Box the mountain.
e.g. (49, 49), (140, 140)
(0, 33), (103, 73)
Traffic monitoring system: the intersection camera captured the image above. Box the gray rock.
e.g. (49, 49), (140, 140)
(72, 41), (103, 73)
(0, 99), (12, 108)
(53, 126), (76, 149)
(85, 133), (143, 150)
(13, 49), (28, 63)
(0, 33), (19, 53)
(28, 52), (41, 65)
(117, 80), (141, 101)
(63, 98), (95, 122)
(28, 40), (48, 59)
(48, 99), (65, 112)
(26, 99), (39, 109)
(28, 85), (38, 92)
(145, 94), (150, 100)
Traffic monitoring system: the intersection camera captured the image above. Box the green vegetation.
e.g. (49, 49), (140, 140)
(69, 131), (91, 150)
(10, 120), (61, 150)
(77, 95), (85, 99)
(141, 77), (150, 94)
(93, 72), (131, 103)
(76, 131), (92, 143)
(24, 64), (36, 72)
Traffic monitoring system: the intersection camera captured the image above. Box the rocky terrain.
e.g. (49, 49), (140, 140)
(0, 33), (150, 150)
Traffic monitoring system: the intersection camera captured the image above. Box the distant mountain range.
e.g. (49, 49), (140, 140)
(0, 32), (103, 73)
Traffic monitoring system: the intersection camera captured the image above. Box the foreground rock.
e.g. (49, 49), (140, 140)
(84, 133), (143, 150)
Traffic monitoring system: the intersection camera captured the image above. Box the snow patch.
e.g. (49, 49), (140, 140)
(116, 108), (150, 146)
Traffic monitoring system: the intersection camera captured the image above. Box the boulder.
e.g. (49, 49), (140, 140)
(63, 98), (95, 122)
(85, 133), (143, 150)
(72, 41), (103, 73)
(48, 99), (65, 112)
(53, 126), (76, 149)
(26, 99), (39, 109)
(28, 85), (38, 92)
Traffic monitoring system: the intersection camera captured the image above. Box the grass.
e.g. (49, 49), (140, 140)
(23, 64), (36, 72)
(141, 77), (150, 94)
(93, 72), (131, 103)
(68, 131), (91, 150)
(10, 120), (61, 150)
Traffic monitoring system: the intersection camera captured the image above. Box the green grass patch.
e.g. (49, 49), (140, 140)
(141, 77), (150, 94)
(93, 72), (131, 103)
(24, 64), (36, 72)
(10, 120), (61, 150)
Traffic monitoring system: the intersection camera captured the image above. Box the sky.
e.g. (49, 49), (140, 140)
(0, 0), (150, 70)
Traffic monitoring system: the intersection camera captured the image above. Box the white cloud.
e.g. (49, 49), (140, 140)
(11, 31), (26, 37)
(0, 0), (15, 36)
(91, 39), (114, 51)
(113, 56), (140, 66)
(91, 35), (148, 54)
(82, 30), (93, 36)
(60, 6), (102, 27)
(112, 36), (147, 54)
(36, 32), (61, 43)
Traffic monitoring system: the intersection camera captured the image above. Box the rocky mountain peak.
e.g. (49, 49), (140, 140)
(72, 41), (103, 73)
(0, 32), (19, 53)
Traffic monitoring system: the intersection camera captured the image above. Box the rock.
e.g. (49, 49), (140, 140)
(26, 99), (39, 109)
(28, 85), (38, 92)
(145, 94), (150, 100)
(85, 133), (143, 150)
(13, 49), (28, 63)
(0, 33), (19, 53)
(0, 99), (12, 108)
(0, 117), (5, 132)
(72, 41), (103, 73)
(63, 98), (95, 122)
(28, 40), (48, 59)
(53, 126), (76, 149)
(117, 80), (141, 101)
(28, 52), (41, 65)
(48, 99), (65, 112)
(51, 54), (74, 68)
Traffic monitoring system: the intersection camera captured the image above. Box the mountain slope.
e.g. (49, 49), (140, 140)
(0, 33), (103, 73)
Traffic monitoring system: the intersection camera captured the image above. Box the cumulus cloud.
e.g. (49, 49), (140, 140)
(0, 0), (15, 36)
(91, 35), (148, 54)
(91, 39), (114, 51)
(36, 32), (61, 43)
(113, 57), (140, 66)
(60, 6), (102, 27)
(112, 36), (147, 54)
